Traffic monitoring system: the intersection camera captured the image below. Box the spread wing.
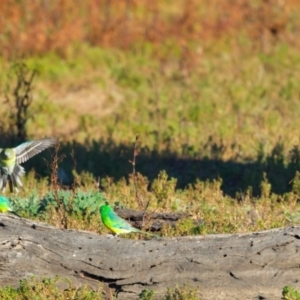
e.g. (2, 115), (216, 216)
(15, 138), (57, 164)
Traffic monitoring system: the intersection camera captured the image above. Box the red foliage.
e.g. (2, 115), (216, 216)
(0, 0), (299, 59)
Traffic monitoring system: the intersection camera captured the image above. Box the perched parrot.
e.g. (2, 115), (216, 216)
(0, 138), (57, 192)
(99, 204), (159, 237)
(0, 195), (20, 217)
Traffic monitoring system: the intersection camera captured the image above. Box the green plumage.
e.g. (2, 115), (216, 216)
(0, 195), (20, 217)
(0, 138), (57, 192)
(99, 204), (159, 237)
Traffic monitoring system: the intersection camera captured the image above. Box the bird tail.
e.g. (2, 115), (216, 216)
(1, 174), (8, 192)
(137, 229), (160, 238)
(9, 164), (25, 193)
(8, 209), (21, 218)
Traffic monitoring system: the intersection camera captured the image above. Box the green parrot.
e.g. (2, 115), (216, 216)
(0, 195), (20, 217)
(99, 204), (159, 237)
(0, 138), (57, 192)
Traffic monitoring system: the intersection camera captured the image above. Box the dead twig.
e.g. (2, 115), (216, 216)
(129, 135), (143, 209)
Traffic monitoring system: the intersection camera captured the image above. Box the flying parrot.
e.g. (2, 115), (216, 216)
(0, 138), (57, 192)
(0, 195), (20, 217)
(99, 204), (159, 237)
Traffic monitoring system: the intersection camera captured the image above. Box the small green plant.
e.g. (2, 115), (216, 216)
(9, 188), (106, 222)
(10, 192), (41, 217)
(282, 285), (300, 300)
(162, 218), (201, 237)
(162, 284), (200, 300)
(151, 170), (177, 209)
(43, 145), (106, 229)
(40, 189), (106, 217)
(139, 288), (155, 300)
(291, 171), (300, 197)
(260, 172), (271, 198)
(0, 276), (103, 300)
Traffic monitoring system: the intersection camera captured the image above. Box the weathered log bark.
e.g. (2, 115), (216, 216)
(0, 213), (300, 300)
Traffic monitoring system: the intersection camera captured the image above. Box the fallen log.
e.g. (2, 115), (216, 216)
(0, 214), (300, 299)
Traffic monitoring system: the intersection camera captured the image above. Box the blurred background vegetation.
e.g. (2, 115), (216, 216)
(1, 0), (300, 235)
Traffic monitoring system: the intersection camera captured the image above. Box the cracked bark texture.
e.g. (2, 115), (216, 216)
(0, 214), (300, 300)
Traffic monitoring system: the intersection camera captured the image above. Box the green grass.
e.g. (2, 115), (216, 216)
(3, 168), (300, 237)
(0, 276), (103, 300)
(0, 277), (201, 300)
(1, 41), (300, 197)
(1, 40), (300, 234)
(161, 284), (200, 300)
(282, 286), (300, 300)
(1, 41), (300, 155)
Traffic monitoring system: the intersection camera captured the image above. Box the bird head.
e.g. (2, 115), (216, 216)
(99, 204), (111, 215)
(1, 149), (15, 160)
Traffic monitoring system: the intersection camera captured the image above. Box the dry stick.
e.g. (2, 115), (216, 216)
(70, 149), (79, 191)
(14, 64), (36, 141)
(141, 200), (151, 229)
(129, 135), (143, 209)
(129, 136), (155, 231)
(4, 62), (36, 142)
(47, 143), (67, 228)
(69, 149), (78, 203)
